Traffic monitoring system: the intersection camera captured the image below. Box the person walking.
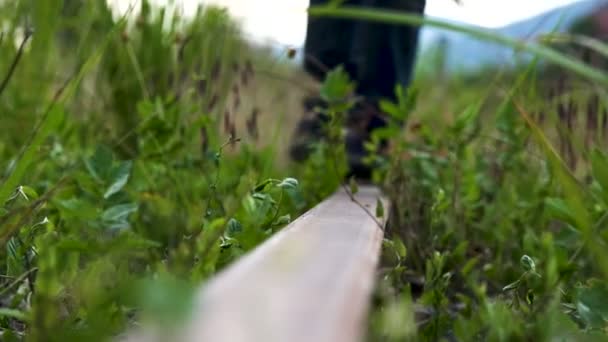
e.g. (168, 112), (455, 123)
(290, 0), (426, 180)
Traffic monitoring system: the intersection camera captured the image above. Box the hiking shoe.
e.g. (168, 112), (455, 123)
(289, 96), (389, 180)
(289, 96), (330, 162)
(344, 99), (389, 180)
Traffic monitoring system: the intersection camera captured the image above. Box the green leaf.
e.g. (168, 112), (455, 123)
(461, 257), (479, 277)
(378, 85), (417, 123)
(545, 197), (578, 227)
(134, 274), (196, 327)
(274, 214), (291, 226)
(393, 236), (407, 259)
(85, 145), (114, 183)
(376, 198), (385, 218)
(502, 279), (521, 292)
(252, 179), (273, 193)
(6, 238), (23, 277)
(520, 255), (536, 272)
(226, 218), (242, 236)
(320, 65), (354, 103)
(396, 84), (418, 116)
(19, 186), (39, 201)
(104, 161), (133, 199)
(576, 281), (608, 329)
(56, 198), (100, 220)
(0, 308), (28, 322)
(379, 100), (402, 121)
(101, 203), (138, 223)
(278, 177), (299, 190)
(452, 104), (480, 134)
(0, 329), (22, 342)
(105, 220), (132, 231)
(199, 218), (228, 254)
(252, 192), (275, 204)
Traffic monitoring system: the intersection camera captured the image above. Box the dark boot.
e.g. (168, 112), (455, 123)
(289, 96), (331, 162)
(344, 99), (389, 180)
(289, 95), (389, 181)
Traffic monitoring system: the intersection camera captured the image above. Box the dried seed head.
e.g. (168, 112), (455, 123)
(201, 127), (209, 153)
(567, 99), (576, 129)
(178, 45), (186, 62)
(224, 110), (231, 134)
(587, 94), (599, 130)
(208, 94), (218, 112)
(197, 79), (207, 95)
(136, 16), (145, 28)
(229, 124), (237, 146)
(211, 60), (221, 81)
(558, 101), (567, 120)
(246, 108), (259, 140)
(121, 30), (129, 42)
(240, 70), (249, 86)
(233, 96), (241, 111)
(245, 60), (254, 75)
(287, 47), (297, 59)
(409, 121), (422, 133)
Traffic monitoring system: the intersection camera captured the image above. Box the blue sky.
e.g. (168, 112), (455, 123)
(109, 0), (582, 46)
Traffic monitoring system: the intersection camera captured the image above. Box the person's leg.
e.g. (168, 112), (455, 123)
(303, 0), (362, 82)
(349, 0), (426, 104)
(291, 0), (426, 179)
(344, 0), (426, 179)
(388, 0), (426, 97)
(290, 0), (363, 162)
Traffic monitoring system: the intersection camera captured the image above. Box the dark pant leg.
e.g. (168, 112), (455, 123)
(301, 0), (426, 179)
(304, 0), (425, 101)
(349, 0), (426, 103)
(388, 0), (426, 97)
(303, 0), (363, 82)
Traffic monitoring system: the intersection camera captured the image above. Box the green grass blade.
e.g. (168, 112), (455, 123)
(0, 308), (28, 322)
(0, 106), (64, 206)
(539, 33), (608, 59)
(516, 103), (608, 277)
(0, 8), (132, 207)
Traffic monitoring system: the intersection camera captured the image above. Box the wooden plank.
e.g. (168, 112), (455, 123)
(123, 185), (388, 342)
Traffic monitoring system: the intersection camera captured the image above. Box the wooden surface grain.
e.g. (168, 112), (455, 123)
(123, 185), (388, 342)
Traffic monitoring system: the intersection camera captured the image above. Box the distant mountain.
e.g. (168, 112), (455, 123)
(418, 0), (608, 73)
(267, 0), (608, 74)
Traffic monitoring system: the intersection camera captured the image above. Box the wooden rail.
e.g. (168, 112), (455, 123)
(123, 185), (388, 342)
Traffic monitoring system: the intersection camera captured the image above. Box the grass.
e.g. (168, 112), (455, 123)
(1, 0), (608, 341)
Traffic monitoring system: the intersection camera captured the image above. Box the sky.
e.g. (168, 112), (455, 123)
(109, 0), (582, 47)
